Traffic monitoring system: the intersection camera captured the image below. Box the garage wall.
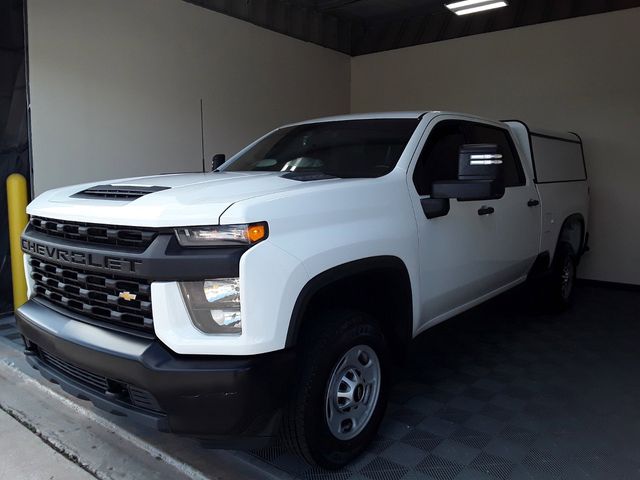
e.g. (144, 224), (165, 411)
(351, 8), (640, 285)
(26, 2), (639, 285)
(26, 0), (349, 194)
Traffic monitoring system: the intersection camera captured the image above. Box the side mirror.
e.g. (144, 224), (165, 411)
(211, 153), (226, 171)
(458, 144), (503, 182)
(432, 144), (505, 201)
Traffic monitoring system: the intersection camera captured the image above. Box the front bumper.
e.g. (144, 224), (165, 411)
(16, 300), (295, 448)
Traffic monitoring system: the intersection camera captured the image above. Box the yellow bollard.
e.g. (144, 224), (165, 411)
(6, 173), (29, 309)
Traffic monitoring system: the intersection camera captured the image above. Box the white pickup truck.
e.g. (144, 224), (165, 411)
(16, 111), (588, 468)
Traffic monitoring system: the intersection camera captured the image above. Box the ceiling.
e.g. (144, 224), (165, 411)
(186, 0), (640, 55)
(290, 0), (446, 19)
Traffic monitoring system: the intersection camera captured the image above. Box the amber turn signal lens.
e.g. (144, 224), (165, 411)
(247, 224), (266, 243)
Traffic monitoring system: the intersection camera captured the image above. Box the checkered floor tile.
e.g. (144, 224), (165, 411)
(250, 285), (640, 479)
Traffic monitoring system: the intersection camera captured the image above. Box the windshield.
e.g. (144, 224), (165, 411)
(223, 119), (419, 178)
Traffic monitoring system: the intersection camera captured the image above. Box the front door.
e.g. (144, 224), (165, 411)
(409, 116), (539, 329)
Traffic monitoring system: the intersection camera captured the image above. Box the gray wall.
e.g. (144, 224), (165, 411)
(27, 0), (350, 194)
(351, 8), (640, 285)
(27, 1), (640, 285)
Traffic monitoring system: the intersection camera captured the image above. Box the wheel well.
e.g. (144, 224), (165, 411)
(556, 214), (585, 261)
(285, 257), (413, 358)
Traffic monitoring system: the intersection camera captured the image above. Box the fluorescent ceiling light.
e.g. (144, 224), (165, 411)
(446, 0), (508, 16)
(446, 0), (494, 8)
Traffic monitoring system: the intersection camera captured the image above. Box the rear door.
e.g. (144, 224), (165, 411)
(409, 116), (540, 328)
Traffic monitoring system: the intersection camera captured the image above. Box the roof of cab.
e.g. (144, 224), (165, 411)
(288, 111), (429, 126)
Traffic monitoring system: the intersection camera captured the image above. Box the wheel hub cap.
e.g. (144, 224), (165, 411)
(325, 345), (381, 441)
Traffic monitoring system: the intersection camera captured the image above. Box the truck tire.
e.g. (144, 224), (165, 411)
(543, 242), (577, 310)
(282, 309), (390, 469)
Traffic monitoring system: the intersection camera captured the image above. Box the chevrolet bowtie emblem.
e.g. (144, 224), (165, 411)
(119, 291), (137, 301)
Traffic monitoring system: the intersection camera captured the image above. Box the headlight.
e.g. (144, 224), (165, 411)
(174, 223), (267, 247)
(179, 278), (242, 334)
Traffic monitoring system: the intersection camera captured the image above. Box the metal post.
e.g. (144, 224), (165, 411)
(6, 173), (28, 309)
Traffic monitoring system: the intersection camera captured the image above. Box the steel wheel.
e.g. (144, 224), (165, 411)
(325, 344), (381, 441)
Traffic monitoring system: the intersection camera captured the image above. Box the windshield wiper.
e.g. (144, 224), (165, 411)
(281, 171), (339, 182)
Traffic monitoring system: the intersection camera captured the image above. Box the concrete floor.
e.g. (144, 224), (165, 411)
(0, 409), (92, 480)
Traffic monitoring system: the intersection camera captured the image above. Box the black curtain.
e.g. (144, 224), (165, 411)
(0, 0), (29, 316)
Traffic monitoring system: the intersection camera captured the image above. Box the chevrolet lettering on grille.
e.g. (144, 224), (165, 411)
(21, 239), (142, 274)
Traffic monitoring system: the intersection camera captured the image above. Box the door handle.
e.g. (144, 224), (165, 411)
(478, 206), (495, 216)
(527, 199), (540, 207)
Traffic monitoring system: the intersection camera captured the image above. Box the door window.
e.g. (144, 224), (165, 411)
(413, 120), (525, 195)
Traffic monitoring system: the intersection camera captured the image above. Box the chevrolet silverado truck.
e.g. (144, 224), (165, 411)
(16, 111), (589, 468)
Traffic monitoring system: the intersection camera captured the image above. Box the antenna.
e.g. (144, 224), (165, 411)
(200, 99), (205, 173)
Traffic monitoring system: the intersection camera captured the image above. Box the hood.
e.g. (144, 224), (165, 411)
(27, 171), (340, 227)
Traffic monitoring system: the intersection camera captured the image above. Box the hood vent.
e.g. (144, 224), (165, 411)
(72, 184), (170, 200)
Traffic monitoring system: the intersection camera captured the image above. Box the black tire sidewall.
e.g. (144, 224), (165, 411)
(560, 254), (576, 301)
(301, 314), (389, 469)
(550, 243), (577, 308)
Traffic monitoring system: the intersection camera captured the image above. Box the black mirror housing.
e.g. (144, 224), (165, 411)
(211, 153), (226, 171)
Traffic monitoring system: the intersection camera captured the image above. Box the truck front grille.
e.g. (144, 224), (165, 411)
(30, 216), (157, 249)
(38, 347), (164, 413)
(29, 257), (153, 333)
